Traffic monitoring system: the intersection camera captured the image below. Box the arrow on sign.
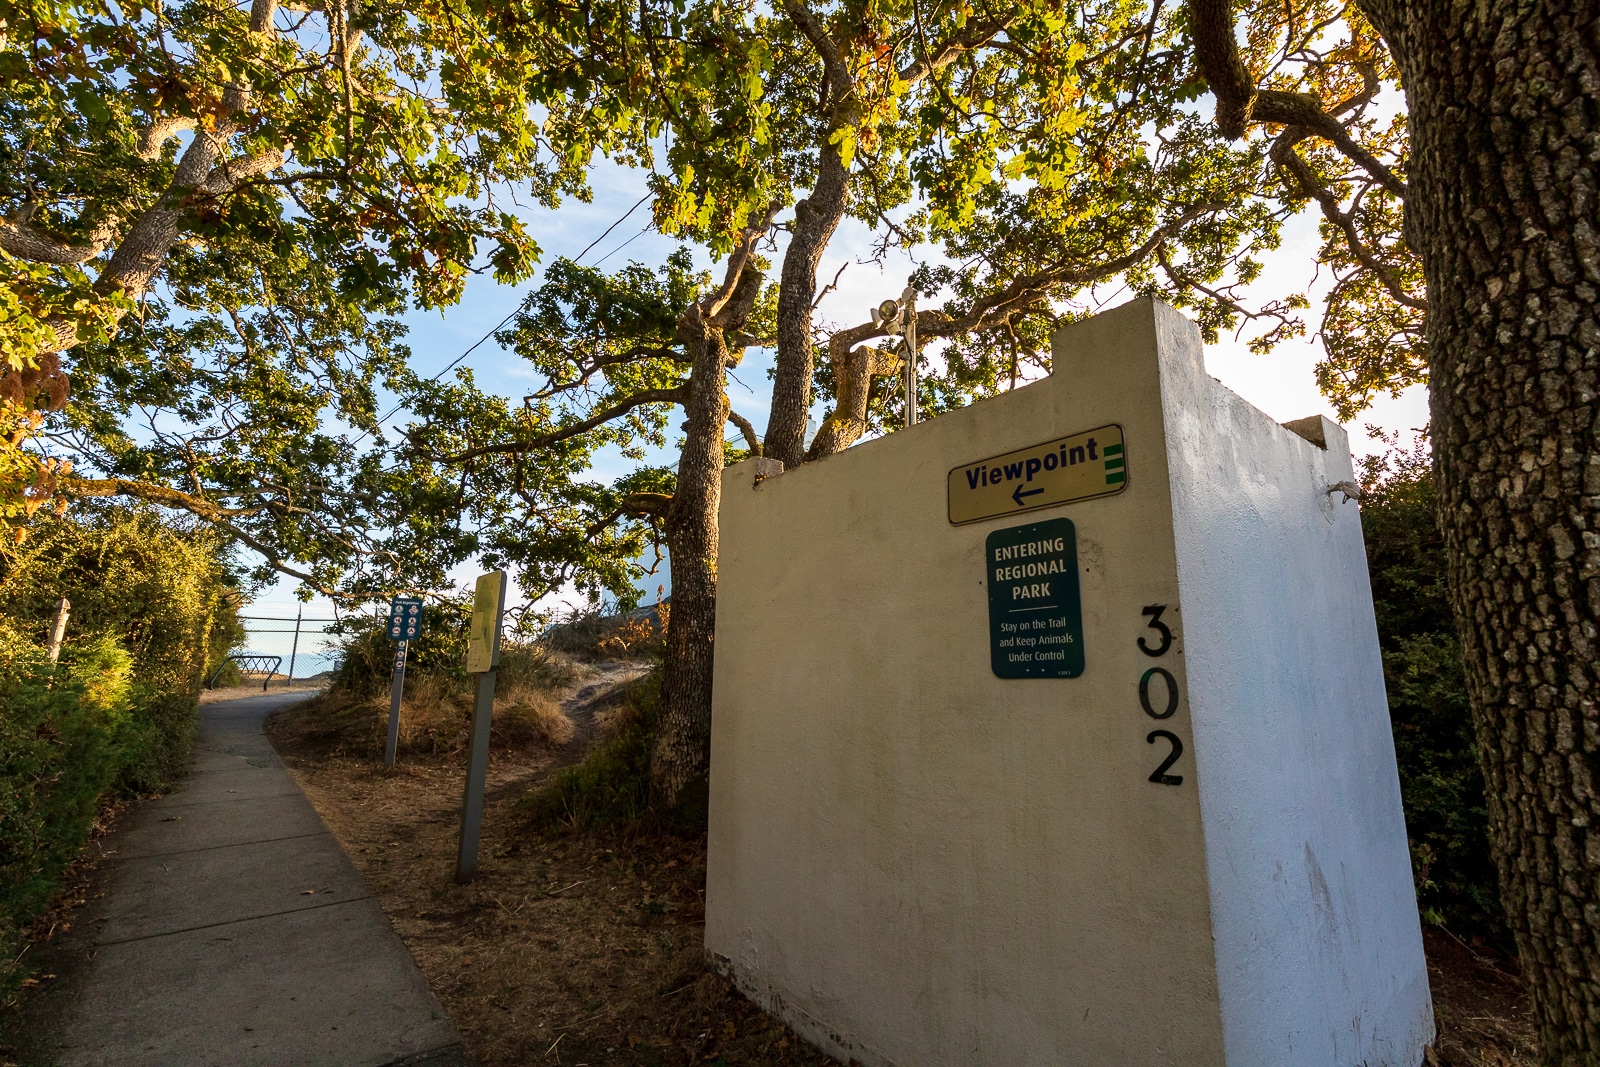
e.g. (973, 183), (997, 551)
(1012, 484), (1046, 506)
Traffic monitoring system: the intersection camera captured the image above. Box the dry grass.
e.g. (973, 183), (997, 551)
(270, 661), (580, 761)
(497, 684), (574, 747)
(1424, 926), (1538, 1066)
(263, 664), (834, 1067)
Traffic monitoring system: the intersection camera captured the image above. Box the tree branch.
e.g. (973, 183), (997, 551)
(620, 491), (673, 518)
(1270, 133), (1426, 311)
(782, 0), (845, 83)
(1186, 0), (1406, 199)
(202, 149), (289, 194)
(727, 410), (761, 455)
(431, 385), (691, 463)
(897, 16), (1016, 87)
(137, 116), (197, 160)
(0, 216), (116, 265)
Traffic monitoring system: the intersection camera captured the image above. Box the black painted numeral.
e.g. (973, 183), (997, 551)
(1146, 730), (1184, 785)
(1139, 667), (1179, 719)
(1137, 604), (1172, 657)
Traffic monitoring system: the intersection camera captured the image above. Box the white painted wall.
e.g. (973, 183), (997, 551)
(1131, 305), (1436, 1066)
(706, 297), (1432, 1066)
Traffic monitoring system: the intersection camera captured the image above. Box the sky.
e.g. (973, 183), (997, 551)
(243, 161), (1430, 631)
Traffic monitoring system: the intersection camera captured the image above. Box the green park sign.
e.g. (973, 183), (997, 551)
(986, 517), (1084, 678)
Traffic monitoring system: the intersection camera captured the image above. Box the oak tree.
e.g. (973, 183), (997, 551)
(1178, 0), (1596, 1056)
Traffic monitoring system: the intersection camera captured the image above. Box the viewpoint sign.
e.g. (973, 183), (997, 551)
(986, 517), (1084, 678)
(948, 424), (1126, 524)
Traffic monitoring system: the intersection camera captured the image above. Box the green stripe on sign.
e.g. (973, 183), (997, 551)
(1102, 443), (1123, 457)
(1104, 457), (1125, 471)
(1106, 472), (1126, 485)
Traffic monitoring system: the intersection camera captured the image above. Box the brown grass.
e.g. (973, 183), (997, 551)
(263, 669), (835, 1067)
(497, 684), (575, 747)
(270, 667), (578, 761)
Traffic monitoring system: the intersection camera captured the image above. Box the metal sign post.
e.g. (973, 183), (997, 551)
(869, 283), (919, 429)
(384, 596), (424, 767)
(456, 571), (506, 883)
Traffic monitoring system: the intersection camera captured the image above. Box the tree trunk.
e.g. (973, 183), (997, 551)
(651, 266), (765, 807)
(1363, 2), (1600, 1058)
(651, 317), (727, 806)
(765, 141), (850, 469)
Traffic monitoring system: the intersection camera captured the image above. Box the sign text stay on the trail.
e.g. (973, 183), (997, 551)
(986, 518), (1085, 678)
(948, 424), (1126, 525)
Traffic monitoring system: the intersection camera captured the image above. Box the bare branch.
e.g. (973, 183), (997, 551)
(727, 410), (762, 455)
(431, 385), (691, 463)
(1270, 133), (1426, 312)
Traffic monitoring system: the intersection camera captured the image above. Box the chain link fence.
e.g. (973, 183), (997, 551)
(232, 610), (345, 684)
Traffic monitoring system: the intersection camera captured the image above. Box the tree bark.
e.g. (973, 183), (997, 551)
(765, 140), (850, 469)
(651, 266), (765, 807)
(1360, 1), (1600, 1059)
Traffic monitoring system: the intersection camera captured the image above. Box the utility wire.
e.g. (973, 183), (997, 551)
(351, 191), (654, 445)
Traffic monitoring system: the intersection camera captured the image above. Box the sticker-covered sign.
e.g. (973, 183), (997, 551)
(466, 571), (507, 673)
(949, 424), (1126, 525)
(986, 518), (1085, 678)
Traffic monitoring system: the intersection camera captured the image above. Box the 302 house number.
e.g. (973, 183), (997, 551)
(1137, 605), (1184, 786)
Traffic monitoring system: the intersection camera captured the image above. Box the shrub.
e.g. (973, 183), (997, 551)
(327, 600), (471, 699)
(1361, 448), (1500, 937)
(519, 671), (695, 831)
(1, 506), (240, 786)
(0, 505), (236, 1005)
(274, 641), (581, 758)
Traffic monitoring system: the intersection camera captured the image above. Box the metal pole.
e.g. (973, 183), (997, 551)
(286, 603), (302, 686)
(902, 286), (918, 428)
(456, 570), (506, 883)
(47, 598), (70, 663)
(454, 667), (497, 883)
(384, 639), (407, 767)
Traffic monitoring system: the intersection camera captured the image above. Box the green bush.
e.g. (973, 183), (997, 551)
(1361, 449), (1501, 937)
(328, 600), (471, 698)
(0, 506), (238, 1004)
(0, 627), (134, 937)
(521, 671), (664, 830)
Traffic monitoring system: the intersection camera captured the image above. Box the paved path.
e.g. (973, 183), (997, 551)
(36, 691), (469, 1067)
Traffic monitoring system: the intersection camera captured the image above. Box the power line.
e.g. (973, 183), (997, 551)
(352, 192), (654, 445)
(591, 224), (652, 268)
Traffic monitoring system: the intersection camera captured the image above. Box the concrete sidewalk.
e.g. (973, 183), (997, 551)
(36, 690), (469, 1067)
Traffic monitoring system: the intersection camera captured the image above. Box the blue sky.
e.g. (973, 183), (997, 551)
(246, 162), (1429, 620)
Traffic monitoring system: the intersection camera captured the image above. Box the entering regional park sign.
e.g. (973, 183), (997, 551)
(948, 424), (1126, 525)
(987, 518), (1084, 678)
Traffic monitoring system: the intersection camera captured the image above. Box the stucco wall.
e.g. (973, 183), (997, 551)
(706, 297), (1431, 1066)
(1130, 304), (1435, 1065)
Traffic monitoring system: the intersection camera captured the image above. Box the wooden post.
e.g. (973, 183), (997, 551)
(47, 598), (70, 663)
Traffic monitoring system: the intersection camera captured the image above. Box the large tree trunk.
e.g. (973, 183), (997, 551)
(651, 266), (765, 807)
(765, 141), (850, 469)
(652, 319), (727, 806)
(1363, 2), (1600, 1059)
